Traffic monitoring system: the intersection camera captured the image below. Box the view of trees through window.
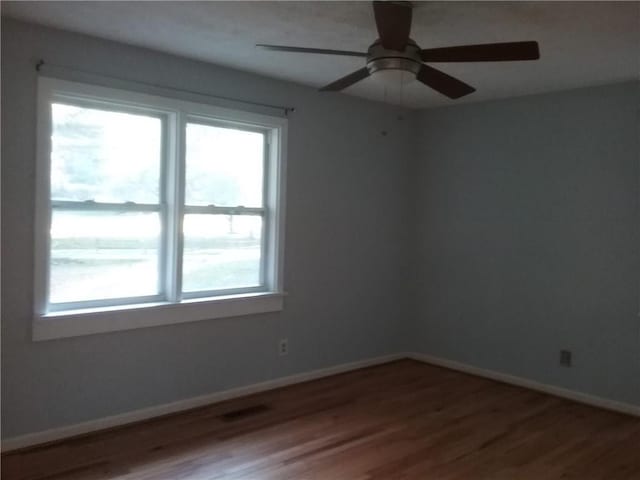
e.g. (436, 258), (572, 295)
(49, 103), (264, 305)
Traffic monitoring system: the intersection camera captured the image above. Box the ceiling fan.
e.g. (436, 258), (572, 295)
(257, 1), (540, 99)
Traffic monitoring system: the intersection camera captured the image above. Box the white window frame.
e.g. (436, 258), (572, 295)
(33, 77), (287, 341)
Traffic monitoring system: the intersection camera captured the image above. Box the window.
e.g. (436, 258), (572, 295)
(34, 78), (286, 340)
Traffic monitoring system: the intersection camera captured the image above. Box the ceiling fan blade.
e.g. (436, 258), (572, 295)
(256, 44), (367, 57)
(373, 1), (412, 51)
(320, 67), (371, 92)
(421, 41), (540, 62)
(416, 64), (475, 99)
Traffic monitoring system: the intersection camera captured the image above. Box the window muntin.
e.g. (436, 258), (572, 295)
(37, 78), (285, 322)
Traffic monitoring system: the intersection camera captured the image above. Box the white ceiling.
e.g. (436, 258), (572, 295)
(3, 1), (639, 108)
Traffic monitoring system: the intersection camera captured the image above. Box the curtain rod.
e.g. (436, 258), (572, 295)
(35, 60), (296, 116)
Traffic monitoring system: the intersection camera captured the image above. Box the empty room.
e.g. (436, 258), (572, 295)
(1, 1), (639, 478)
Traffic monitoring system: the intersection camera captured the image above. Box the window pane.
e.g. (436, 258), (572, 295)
(51, 103), (161, 204)
(185, 123), (264, 207)
(182, 214), (262, 293)
(50, 210), (161, 304)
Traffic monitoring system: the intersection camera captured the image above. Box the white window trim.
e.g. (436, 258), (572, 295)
(34, 77), (287, 341)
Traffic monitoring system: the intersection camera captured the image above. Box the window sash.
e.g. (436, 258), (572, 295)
(181, 211), (266, 297)
(183, 119), (268, 210)
(48, 205), (165, 310)
(48, 201), (269, 308)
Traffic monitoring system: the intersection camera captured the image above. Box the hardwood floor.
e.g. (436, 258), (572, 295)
(3, 359), (640, 479)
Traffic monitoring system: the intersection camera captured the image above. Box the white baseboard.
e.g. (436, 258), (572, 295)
(408, 352), (640, 418)
(4, 351), (638, 452)
(1, 353), (404, 452)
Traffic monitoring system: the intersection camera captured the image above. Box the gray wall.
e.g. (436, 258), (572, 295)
(1, 19), (413, 438)
(413, 82), (640, 406)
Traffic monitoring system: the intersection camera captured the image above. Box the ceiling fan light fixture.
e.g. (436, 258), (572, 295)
(365, 39), (422, 77)
(371, 68), (416, 88)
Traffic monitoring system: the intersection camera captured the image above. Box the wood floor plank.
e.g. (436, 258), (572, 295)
(3, 360), (639, 479)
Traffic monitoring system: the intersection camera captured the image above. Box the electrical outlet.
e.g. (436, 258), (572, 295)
(559, 350), (572, 367)
(278, 338), (288, 356)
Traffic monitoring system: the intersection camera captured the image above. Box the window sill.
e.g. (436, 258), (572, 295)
(33, 292), (285, 341)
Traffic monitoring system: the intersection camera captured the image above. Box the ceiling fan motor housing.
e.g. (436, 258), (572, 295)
(366, 40), (422, 76)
